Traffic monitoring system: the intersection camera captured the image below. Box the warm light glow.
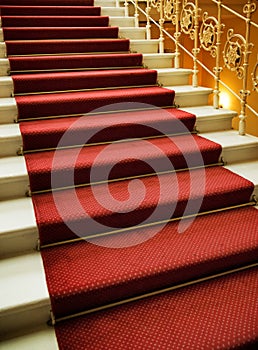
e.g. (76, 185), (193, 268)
(219, 92), (231, 109)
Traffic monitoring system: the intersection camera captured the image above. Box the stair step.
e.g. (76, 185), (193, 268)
(0, 58), (10, 75)
(0, 197), (37, 258)
(0, 97), (17, 124)
(170, 85), (213, 107)
(181, 105), (237, 132)
(119, 27), (146, 40)
(0, 156), (29, 200)
(109, 16), (135, 27)
(101, 7), (125, 17)
(0, 251), (50, 338)
(0, 29), (4, 42)
(130, 39), (160, 54)
(157, 68), (192, 86)
(0, 123), (22, 157)
(0, 76), (13, 97)
(95, 0), (117, 6)
(0, 325), (58, 350)
(143, 53), (175, 68)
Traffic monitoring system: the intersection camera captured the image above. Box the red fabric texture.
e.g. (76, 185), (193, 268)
(0, 5), (101, 16)
(2, 15), (109, 28)
(20, 108), (196, 151)
(41, 206), (258, 318)
(32, 167), (254, 246)
(6, 38), (129, 55)
(25, 134), (222, 192)
(54, 266), (258, 349)
(13, 69), (157, 94)
(9, 53), (143, 72)
(3, 27), (119, 40)
(15, 87), (175, 120)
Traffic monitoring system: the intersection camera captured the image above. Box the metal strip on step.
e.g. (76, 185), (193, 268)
(8, 51), (130, 57)
(40, 200), (256, 250)
(49, 261), (258, 325)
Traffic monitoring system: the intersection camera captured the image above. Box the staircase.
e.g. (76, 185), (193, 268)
(0, 0), (258, 349)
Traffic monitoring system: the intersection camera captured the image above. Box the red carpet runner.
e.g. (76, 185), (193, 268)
(1, 0), (258, 348)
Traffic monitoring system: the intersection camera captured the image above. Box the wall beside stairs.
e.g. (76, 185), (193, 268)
(137, 1), (258, 137)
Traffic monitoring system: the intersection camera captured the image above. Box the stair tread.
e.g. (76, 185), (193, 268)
(0, 251), (49, 312)
(167, 85), (213, 94)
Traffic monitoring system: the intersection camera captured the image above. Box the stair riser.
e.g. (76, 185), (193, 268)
(0, 304), (50, 340)
(0, 29), (3, 42)
(0, 137), (22, 157)
(0, 43), (7, 58)
(109, 17), (135, 27)
(119, 28), (146, 40)
(143, 55), (174, 68)
(0, 229), (38, 258)
(0, 178), (29, 201)
(196, 116), (233, 133)
(0, 78), (13, 97)
(101, 7), (125, 17)
(130, 41), (159, 54)
(96, 0), (117, 6)
(222, 145), (258, 164)
(0, 99), (18, 124)
(158, 73), (190, 86)
(0, 59), (10, 75)
(175, 92), (211, 107)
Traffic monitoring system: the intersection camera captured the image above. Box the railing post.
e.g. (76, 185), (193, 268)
(146, 0), (152, 40)
(159, 0), (165, 53)
(213, 0), (223, 108)
(174, 0), (181, 68)
(134, 0), (139, 27)
(124, 0), (129, 17)
(192, 0), (200, 87)
(239, 0), (256, 135)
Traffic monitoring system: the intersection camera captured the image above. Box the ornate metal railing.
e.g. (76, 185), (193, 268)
(118, 0), (258, 135)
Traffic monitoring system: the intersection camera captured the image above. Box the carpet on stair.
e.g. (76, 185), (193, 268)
(40, 206), (258, 318)
(54, 266), (258, 349)
(12, 69), (158, 94)
(33, 166), (254, 246)
(6, 38), (129, 56)
(3, 27), (119, 40)
(2, 15), (109, 28)
(15, 87), (175, 120)
(25, 134), (222, 192)
(9, 53), (144, 73)
(20, 108), (196, 152)
(0, 5), (101, 16)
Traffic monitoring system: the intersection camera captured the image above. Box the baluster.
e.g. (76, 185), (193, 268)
(116, 0), (120, 8)
(159, 1), (165, 53)
(146, 0), (152, 40)
(124, 0), (129, 17)
(213, 0), (223, 108)
(192, 0), (200, 87)
(134, 0), (139, 27)
(239, 0), (256, 135)
(174, 0), (181, 68)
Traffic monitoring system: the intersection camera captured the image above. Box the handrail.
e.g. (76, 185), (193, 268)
(127, 0), (258, 135)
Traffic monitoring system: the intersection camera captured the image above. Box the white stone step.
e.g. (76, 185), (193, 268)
(0, 29), (4, 42)
(0, 325), (58, 350)
(0, 156), (29, 200)
(0, 97), (18, 124)
(119, 27), (146, 40)
(0, 42), (6, 58)
(101, 6), (125, 16)
(225, 160), (258, 199)
(109, 16), (135, 27)
(0, 58), (10, 76)
(0, 251), (51, 339)
(0, 76), (13, 97)
(143, 53), (175, 68)
(168, 85), (213, 107)
(157, 68), (192, 86)
(95, 0), (117, 6)
(0, 197), (38, 258)
(181, 105), (237, 132)
(201, 130), (258, 164)
(0, 123), (22, 157)
(130, 39), (159, 54)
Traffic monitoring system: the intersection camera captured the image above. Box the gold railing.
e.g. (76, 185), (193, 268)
(118, 0), (258, 136)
